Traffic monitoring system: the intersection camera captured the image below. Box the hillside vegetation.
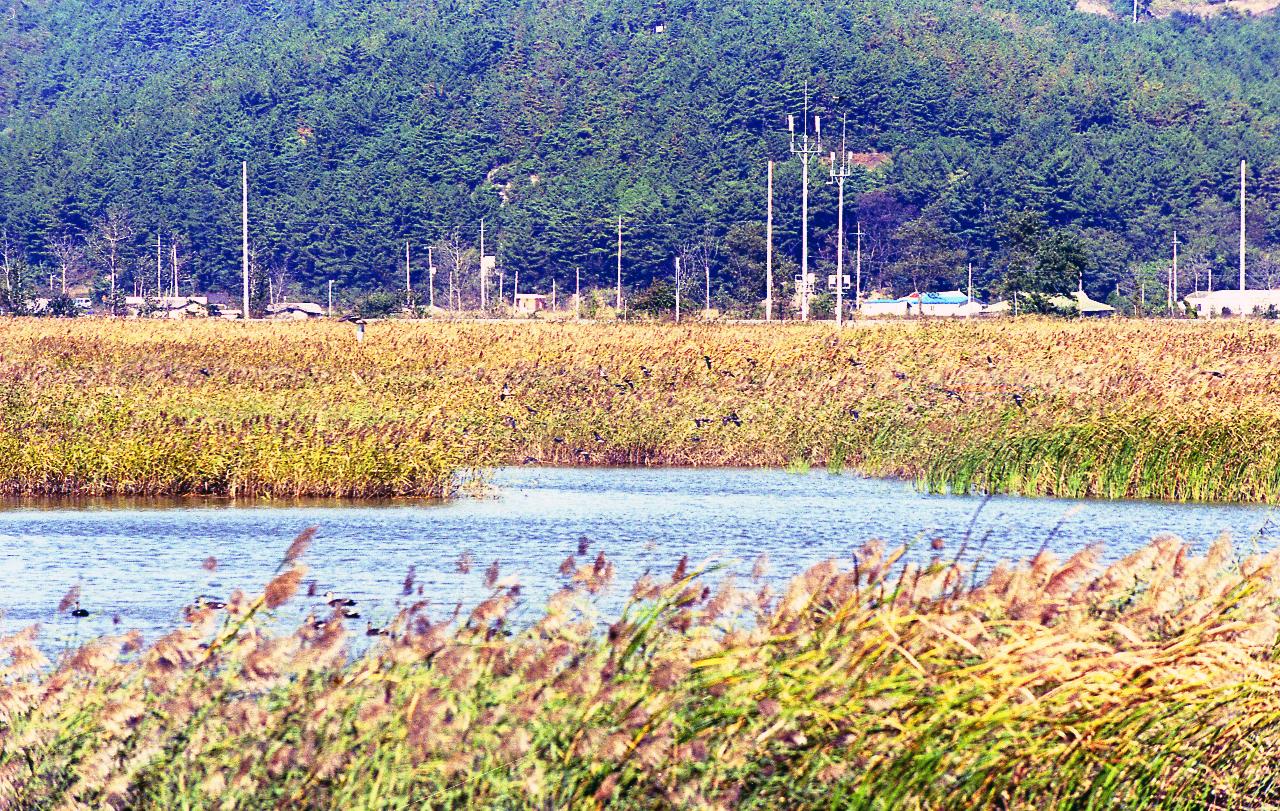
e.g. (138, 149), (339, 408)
(3, 0), (1280, 310)
(4, 318), (1280, 502)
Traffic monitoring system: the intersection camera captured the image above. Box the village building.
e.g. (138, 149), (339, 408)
(1048, 291), (1116, 318)
(514, 293), (548, 315)
(123, 296), (210, 319)
(1183, 289), (1280, 318)
(266, 301), (325, 319)
(859, 291), (983, 318)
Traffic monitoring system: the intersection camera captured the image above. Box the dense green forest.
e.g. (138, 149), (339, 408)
(2, 0), (1280, 314)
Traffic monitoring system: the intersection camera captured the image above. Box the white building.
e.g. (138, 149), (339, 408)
(123, 296), (210, 319)
(266, 301), (325, 319)
(1183, 289), (1280, 318)
(859, 291), (983, 318)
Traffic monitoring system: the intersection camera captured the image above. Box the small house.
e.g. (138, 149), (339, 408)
(266, 301), (325, 320)
(917, 291), (984, 317)
(860, 297), (910, 317)
(1046, 291), (1116, 318)
(514, 293), (548, 315)
(123, 296), (210, 319)
(1183, 289), (1280, 318)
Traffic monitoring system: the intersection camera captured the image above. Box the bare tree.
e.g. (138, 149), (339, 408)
(0, 230), (33, 313)
(673, 247), (700, 323)
(437, 229), (475, 312)
(48, 235), (85, 294)
(171, 237), (192, 298)
(266, 252), (292, 307)
(1, 229), (17, 294)
(686, 235), (721, 312)
(89, 207), (133, 313)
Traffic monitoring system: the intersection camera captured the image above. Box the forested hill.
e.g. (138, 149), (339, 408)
(2, 0), (1280, 311)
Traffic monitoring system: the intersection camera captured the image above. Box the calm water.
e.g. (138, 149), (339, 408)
(1, 467), (1277, 647)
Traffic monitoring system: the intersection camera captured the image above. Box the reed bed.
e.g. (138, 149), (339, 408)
(5, 529), (1280, 808)
(4, 317), (1280, 500)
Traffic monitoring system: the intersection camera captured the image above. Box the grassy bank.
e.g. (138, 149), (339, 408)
(4, 530), (1280, 808)
(4, 317), (1280, 500)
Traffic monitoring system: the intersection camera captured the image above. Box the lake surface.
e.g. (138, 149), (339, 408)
(1, 467), (1277, 648)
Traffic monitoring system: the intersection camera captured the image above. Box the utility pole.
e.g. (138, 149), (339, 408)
(704, 257), (710, 313)
(156, 233), (162, 299)
(855, 222), (863, 314)
(1132, 0), (1138, 23)
(171, 242), (178, 298)
(1172, 231), (1180, 317)
(616, 216), (623, 311)
(479, 219), (487, 310)
(766, 160), (774, 321)
(789, 82), (822, 321)
(575, 267), (581, 320)
(828, 116), (853, 327)
(967, 262), (974, 318)
(1240, 159), (1247, 292)
(427, 246), (436, 310)
(241, 161), (250, 320)
(328, 279), (334, 317)
(674, 257), (682, 324)
(512, 269), (519, 311)
(405, 241), (412, 310)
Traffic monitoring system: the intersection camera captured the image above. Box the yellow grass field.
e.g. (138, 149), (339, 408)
(3, 316), (1279, 501)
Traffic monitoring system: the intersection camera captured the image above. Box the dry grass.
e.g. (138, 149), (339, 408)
(4, 317), (1280, 500)
(3, 529), (1280, 807)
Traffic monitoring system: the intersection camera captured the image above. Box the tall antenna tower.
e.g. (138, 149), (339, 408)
(828, 116), (854, 327)
(789, 81), (822, 321)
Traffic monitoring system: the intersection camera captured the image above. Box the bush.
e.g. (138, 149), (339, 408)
(356, 290), (402, 319)
(630, 280), (675, 317)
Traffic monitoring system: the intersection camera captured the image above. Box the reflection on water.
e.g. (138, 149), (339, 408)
(0, 467), (1275, 647)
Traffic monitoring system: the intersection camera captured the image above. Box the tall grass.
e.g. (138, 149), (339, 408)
(4, 529), (1280, 808)
(4, 317), (1280, 500)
